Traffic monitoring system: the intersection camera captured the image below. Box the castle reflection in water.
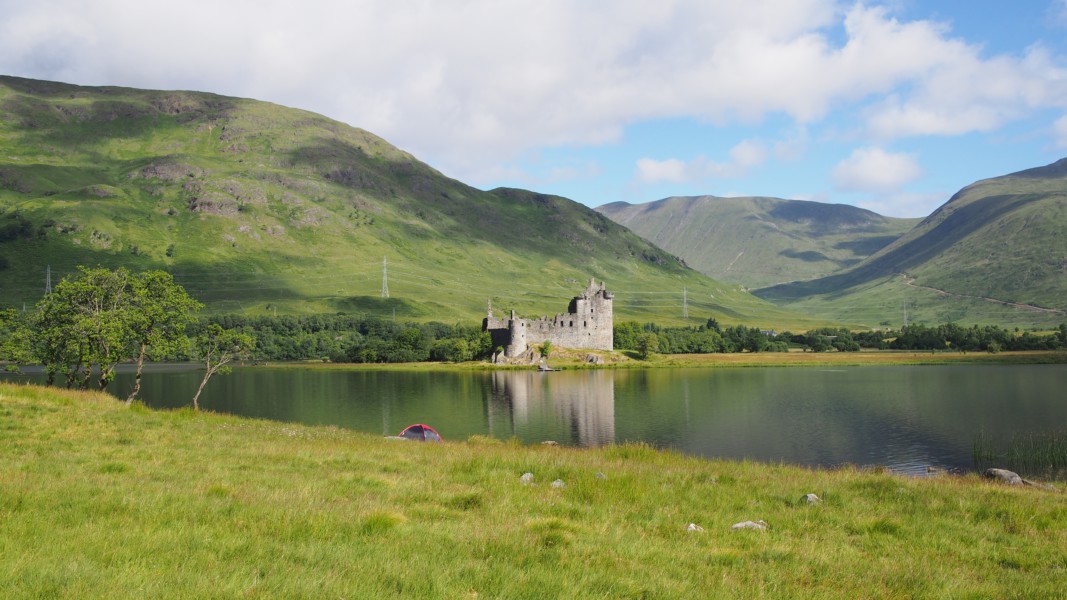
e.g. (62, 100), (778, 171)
(486, 370), (616, 447)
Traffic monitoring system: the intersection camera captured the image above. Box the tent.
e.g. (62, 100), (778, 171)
(398, 423), (443, 442)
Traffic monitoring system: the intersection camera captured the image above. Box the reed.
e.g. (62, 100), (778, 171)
(974, 430), (1067, 480)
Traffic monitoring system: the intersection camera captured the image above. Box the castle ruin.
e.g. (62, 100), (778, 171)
(483, 279), (613, 359)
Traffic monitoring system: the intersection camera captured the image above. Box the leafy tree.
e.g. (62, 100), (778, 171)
(613, 321), (643, 351)
(0, 309), (33, 371)
(429, 338), (471, 362)
(635, 332), (659, 359)
(191, 324), (256, 410)
(540, 340), (553, 359)
(31, 267), (136, 391)
(125, 271), (203, 404)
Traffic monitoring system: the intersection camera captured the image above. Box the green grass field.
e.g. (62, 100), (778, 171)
(3, 383), (1065, 598)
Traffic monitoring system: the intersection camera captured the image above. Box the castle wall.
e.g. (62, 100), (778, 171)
(484, 279), (614, 358)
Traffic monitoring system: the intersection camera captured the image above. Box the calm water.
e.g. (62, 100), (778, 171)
(6, 364), (1066, 475)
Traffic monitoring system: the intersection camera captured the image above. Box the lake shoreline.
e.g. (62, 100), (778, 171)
(255, 348), (1067, 372)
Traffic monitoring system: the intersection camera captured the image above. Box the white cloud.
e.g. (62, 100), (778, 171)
(0, 0), (1065, 186)
(832, 147), (923, 193)
(866, 45), (1067, 138)
(1054, 0), (1067, 27)
(635, 140), (767, 184)
(856, 191), (947, 219)
(636, 158), (689, 184)
(1054, 115), (1067, 149)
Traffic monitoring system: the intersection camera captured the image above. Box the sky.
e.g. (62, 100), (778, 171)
(2, 0), (1067, 218)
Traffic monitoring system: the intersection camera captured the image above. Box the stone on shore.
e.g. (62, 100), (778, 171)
(984, 468), (1023, 485)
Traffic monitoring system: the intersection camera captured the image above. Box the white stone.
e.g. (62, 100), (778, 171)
(520, 472), (534, 485)
(551, 479), (565, 489)
(731, 520), (768, 531)
(686, 523), (704, 532)
(803, 493), (821, 504)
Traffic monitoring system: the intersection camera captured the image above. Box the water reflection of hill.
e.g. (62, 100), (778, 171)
(488, 371), (615, 447)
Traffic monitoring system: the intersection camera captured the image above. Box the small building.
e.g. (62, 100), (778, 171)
(484, 279), (614, 358)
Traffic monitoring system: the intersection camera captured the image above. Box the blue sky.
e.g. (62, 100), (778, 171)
(3, 0), (1067, 217)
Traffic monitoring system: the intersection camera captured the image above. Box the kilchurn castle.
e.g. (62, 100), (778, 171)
(483, 279), (614, 359)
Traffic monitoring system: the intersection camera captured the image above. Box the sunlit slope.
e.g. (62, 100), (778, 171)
(0, 76), (818, 327)
(597, 196), (918, 289)
(755, 159), (1067, 327)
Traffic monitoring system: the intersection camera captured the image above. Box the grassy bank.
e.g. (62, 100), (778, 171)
(2, 383), (1065, 598)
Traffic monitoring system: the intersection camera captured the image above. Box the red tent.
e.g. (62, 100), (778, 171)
(398, 423), (442, 442)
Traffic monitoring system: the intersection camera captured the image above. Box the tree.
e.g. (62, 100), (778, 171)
(191, 324), (256, 410)
(0, 309), (33, 371)
(30, 267), (136, 391)
(613, 321), (644, 351)
(540, 340), (553, 359)
(635, 332), (659, 359)
(125, 271), (203, 404)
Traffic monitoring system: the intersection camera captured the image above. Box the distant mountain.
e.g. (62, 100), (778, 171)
(597, 196), (919, 289)
(754, 159), (1067, 327)
(0, 76), (815, 327)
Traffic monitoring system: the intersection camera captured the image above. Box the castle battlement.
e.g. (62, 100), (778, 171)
(483, 279), (613, 358)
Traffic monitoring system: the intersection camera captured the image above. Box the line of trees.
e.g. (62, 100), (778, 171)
(614, 319), (791, 355)
(861, 323), (1067, 352)
(194, 315), (494, 364)
(1, 267), (254, 408)
(614, 319), (1067, 355)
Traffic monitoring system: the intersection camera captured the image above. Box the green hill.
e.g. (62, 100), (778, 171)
(597, 196), (919, 289)
(754, 159), (1067, 328)
(0, 76), (816, 328)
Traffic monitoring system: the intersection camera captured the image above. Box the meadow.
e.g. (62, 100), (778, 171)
(2, 382), (1065, 598)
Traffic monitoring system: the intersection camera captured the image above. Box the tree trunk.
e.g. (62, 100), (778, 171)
(126, 343), (147, 405)
(191, 372), (211, 411)
(98, 366), (114, 392)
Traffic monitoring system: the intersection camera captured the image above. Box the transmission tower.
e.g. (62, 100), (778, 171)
(380, 256), (389, 298)
(682, 287), (688, 319)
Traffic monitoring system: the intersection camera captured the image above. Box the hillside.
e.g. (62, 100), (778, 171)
(597, 196), (919, 289)
(0, 76), (818, 328)
(754, 159), (1067, 328)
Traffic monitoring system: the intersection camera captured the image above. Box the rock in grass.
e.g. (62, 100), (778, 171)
(802, 493), (821, 505)
(984, 468), (1023, 485)
(520, 472), (534, 485)
(731, 520), (768, 531)
(551, 479), (565, 489)
(686, 523), (704, 532)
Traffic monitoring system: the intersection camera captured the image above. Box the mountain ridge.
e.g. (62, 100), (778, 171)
(753, 159), (1067, 326)
(0, 75), (817, 328)
(597, 195), (920, 289)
